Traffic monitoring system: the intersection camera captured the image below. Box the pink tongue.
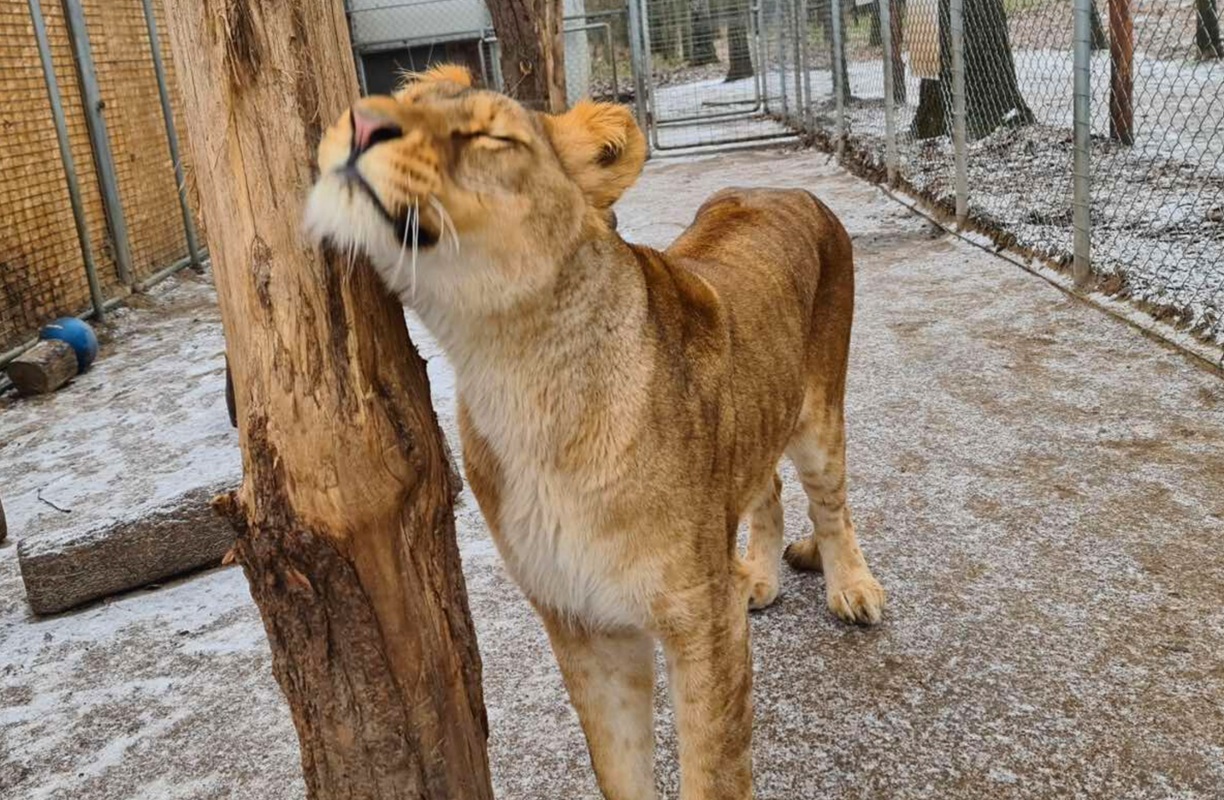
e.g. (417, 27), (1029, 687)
(352, 109), (391, 153)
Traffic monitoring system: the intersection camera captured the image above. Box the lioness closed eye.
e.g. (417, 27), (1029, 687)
(306, 65), (885, 800)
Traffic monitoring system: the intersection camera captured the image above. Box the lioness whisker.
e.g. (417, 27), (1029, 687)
(429, 196), (460, 253)
(410, 195), (420, 301)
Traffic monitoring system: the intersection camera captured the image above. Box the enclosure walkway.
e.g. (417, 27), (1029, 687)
(1, 151), (1221, 799)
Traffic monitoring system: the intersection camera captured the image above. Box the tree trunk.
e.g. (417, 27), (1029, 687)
(689, 0), (720, 65)
(648, 0), (681, 59)
(486, 0), (568, 111)
(160, 3), (494, 799)
(868, 1), (883, 47)
(818, 0), (851, 101)
(1090, 1), (1108, 50)
(1109, 0), (1134, 144)
(1198, 0), (1222, 59)
(725, 6), (755, 81)
(835, 0), (851, 102)
(890, 0), (907, 103)
(911, 0), (1034, 139)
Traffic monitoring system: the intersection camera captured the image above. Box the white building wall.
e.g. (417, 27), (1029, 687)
(349, 0), (591, 105)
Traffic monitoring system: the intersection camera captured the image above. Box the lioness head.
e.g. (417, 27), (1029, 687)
(305, 65), (646, 307)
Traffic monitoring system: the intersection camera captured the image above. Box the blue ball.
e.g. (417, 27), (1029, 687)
(40, 317), (99, 372)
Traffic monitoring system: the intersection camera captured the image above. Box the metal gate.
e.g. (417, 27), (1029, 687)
(629, 0), (794, 151)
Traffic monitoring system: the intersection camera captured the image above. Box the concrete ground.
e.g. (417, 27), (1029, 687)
(2, 150), (1223, 800)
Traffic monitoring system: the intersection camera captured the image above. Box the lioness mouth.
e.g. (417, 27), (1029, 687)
(341, 167), (439, 248)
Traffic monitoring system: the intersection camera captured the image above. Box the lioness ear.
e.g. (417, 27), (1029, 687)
(545, 102), (646, 209)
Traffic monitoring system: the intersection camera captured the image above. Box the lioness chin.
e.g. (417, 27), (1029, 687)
(305, 65), (884, 800)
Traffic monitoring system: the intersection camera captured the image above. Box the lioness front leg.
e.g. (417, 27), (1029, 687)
(658, 579), (753, 800)
(539, 611), (658, 800)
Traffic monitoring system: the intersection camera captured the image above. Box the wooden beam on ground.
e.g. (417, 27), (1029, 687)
(17, 484), (234, 615)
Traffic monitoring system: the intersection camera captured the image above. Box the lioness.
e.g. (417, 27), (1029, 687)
(306, 65), (885, 800)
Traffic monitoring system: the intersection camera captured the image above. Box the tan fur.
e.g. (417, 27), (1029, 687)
(305, 66), (885, 799)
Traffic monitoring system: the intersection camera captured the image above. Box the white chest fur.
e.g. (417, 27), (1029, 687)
(410, 244), (655, 629)
(457, 360), (651, 630)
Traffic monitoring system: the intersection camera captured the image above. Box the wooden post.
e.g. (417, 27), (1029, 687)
(1109, 0), (1134, 145)
(159, 3), (494, 799)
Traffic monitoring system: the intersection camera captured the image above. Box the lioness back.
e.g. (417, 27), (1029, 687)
(654, 186), (855, 509)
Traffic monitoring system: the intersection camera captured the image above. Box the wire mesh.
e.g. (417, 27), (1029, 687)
(1, 0), (205, 357)
(79, 0), (192, 281)
(1089, 0), (1224, 342)
(745, 0), (1224, 357)
(0, 0), (114, 354)
(637, 0), (793, 149)
(841, 0), (892, 175)
(959, 0), (1077, 265)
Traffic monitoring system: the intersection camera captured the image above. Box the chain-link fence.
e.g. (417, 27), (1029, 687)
(9, 0), (1220, 364)
(1, 0), (204, 361)
(723, 0), (1224, 360)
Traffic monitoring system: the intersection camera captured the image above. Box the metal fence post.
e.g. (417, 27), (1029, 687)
(798, 0), (813, 131)
(140, 0), (203, 273)
(791, 0), (804, 123)
(830, 0), (846, 157)
(62, 0), (135, 288)
(627, 0), (652, 155)
(950, 0), (968, 225)
(27, 0), (106, 321)
(1072, 0), (1092, 287)
(880, 0), (897, 183)
(759, 1), (771, 114)
(778, 0), (791, 120)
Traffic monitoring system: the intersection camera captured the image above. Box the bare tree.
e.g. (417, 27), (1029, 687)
(912, 0), (1034, 139)
(161, 2), (494, 798)
(817, 0), (851, 102)
(1198, 0), (1222, 59)
(725, 1), (755, 81)
(1091, 1), (1108, 50)
(486, 0), (568, 111)
(890, 0), (907, 103)
(690, 0), (720, 65)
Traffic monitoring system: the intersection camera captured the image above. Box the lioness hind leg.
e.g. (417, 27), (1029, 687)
(741, 471), (784, 610)
(539, 612), (657, 800)
(784, 411), (886, 626)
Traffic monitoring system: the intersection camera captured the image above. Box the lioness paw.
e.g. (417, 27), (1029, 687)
(783, 538), (822, 572)
(738, 559), (780, 611)
(748, 576), (780, 611)
(827, 574), (886, 626)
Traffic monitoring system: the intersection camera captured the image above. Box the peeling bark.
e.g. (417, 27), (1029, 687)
(161, 2), (493, 798)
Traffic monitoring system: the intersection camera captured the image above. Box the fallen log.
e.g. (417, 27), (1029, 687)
(6, 340), (78, 395)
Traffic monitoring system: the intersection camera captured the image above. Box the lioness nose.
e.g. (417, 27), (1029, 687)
(350, 107), (402, 157)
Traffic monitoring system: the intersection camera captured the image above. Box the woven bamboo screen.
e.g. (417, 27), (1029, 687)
(81, 0), (198, 279)
(0, 0), (206, 355)
(0, 0), (116, 354)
